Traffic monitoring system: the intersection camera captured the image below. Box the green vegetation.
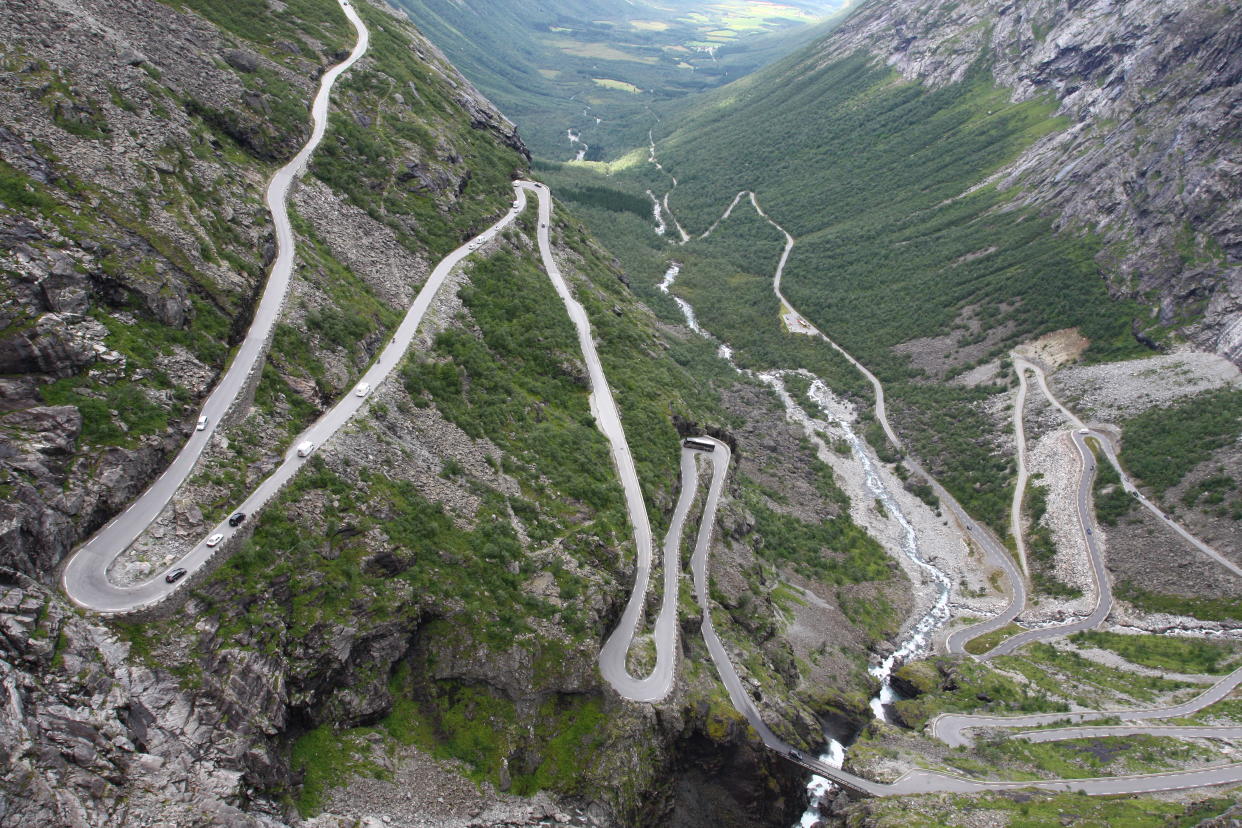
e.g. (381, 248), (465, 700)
(838, 588), (900, 640)
(289, 661), (612, 817)
(964, 623), (1024, 656)
(540, 52), (1159, 537)
(1118, 388), (1242, 498)
(1088, 445), (1133, 526)
(889, 656), (1067, 730)
(552, 214), (732, 521)
(310, 4), (523, 259)
(402, 249), (627, 526)
(555, 184), (652, 219)
(1181, 473), (1240, 520)
(1069, 631), (1241, 675)
(976, 733), (1219, 781)
(161, 0), (353, 58)
(291, 724), (385, 815)
(661, 55), (1147, 369)
(554, 50), (1159, 534)
(1024, 477), (1081, 598)
(0, 158), (60, 214)
(994, 644), (1196, 706)
(1117, 582), (1242, 624)
(201, 456), (556, 650)
(39, 377), (171, 447)
(744, 496), (890, 584)
(391, 0), (842, 158)
(891, 382), (1014, 531)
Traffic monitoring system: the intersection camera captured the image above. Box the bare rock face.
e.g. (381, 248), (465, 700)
(819, 0), (1242, 363)
(0, 573), (282, 827)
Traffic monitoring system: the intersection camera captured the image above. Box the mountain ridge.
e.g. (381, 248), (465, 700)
(812, 0), (1242, 363)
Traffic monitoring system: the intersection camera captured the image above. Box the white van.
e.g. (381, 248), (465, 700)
(355, 382), (371, 397)
(297, 440), (315, 457)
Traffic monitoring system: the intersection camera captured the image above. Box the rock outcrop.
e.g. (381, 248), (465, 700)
(0, 571), (282, 827)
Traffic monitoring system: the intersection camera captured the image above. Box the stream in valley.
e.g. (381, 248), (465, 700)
(654, 262), (954, 824)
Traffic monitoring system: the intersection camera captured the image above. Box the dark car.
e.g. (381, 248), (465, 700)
(165, 567), (187, 584)
(229, 512), (246, 527)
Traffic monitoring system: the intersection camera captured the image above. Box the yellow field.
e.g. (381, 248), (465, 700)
(537, 68), (561, 79)
(677, 1), (818, 36)
(553, 39), (657, 64)
(593, 78), (643, 94)
(630, 20), (670, 31)
(566, 146), (647, 174)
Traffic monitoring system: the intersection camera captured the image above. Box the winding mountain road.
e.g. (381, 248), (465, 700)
(58, 35), (1242, 797)
(62, 2), (533, 613)
(657, 423), (1242, 797)
(61, 0), (371, 612)
(652, 179), (1028, 656)
(1009, 363), (1033, 579)
(1018, 356), (1242, 579)
(932, 663), (1242, 748)
(971, 355), (1242, 655)
(638, 156), (1242, 795)
(521, 181), (681, 703)
(977, 429), (1112, 657)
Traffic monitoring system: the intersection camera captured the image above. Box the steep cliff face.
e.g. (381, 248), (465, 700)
(816, 0), (1242, 362)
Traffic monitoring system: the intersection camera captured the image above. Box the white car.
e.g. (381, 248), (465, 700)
(1078, 428), (1089, 435)
(206, 533), (224, 547)
(355, 382), (371, 397)
(196, 415), (208, 431)
(297, 440), (315, 458)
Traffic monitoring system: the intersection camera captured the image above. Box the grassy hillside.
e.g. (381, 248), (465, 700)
(658, 54), (1146, 371)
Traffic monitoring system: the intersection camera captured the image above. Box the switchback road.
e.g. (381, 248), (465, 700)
(61, 68), (1242, 794)
(62, 0), (371, 612)
(1019, 356), (1241, 579)
(932, 663), (1242, 748)
(978, 429), (1112, 657)
(664, 428), (1242, 797)
(638, 155), (1242, 795)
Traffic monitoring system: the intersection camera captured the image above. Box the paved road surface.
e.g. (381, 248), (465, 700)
(979, 430), (1112, 657)
(642, 173), (1242, 795)
(970, 356), (1241, 655)
(520, 181), (680, 703)
(1020, 357), (1242, 579)
(679, 188), (1028, 657)
(1009, 363), (1032, 578)
(676, 433), (1242, 797)
(62, 97), (1242, 793)
(61, 0), (370, 611)
(932, 663), (1242, 747)
(64, 180), (528, 611)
